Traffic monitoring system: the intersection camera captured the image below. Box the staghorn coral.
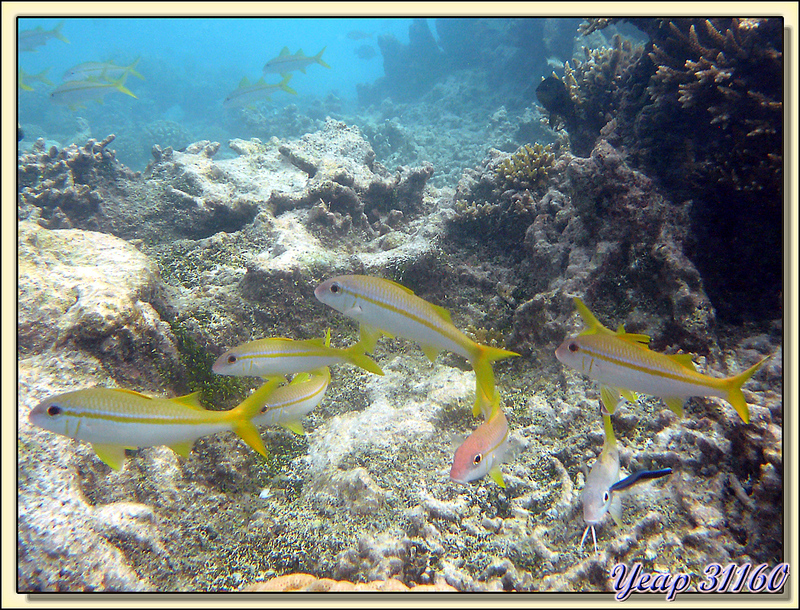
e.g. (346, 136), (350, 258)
(496, 143), (555, 191)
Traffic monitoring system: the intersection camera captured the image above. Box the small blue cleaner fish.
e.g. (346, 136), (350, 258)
(450, 406), (509, 487)
(28, 378), (282, 470)
(556, 297), (769, 422)
(580, 411), (673, 553)
(263, 46), (331, 76)
(314, 275), (519, 418)
(253, 367), (330, 435)
(212, 329), (383, 378)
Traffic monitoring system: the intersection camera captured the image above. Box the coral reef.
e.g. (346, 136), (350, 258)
(496, 143), (556, 191)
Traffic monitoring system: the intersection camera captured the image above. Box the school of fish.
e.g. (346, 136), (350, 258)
(27, 275), (771, 554)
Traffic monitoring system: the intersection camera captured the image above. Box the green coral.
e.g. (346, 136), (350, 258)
(495, 143), (555, 191)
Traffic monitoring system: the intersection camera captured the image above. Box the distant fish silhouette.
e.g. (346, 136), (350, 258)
(347, 30), (373, 40)
(535, 75), (575, 129)
(354, 45), (377, 60)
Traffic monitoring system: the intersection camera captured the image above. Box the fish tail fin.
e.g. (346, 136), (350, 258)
(229, 377), (283, 457)
(112, 74), (138, 99)
(316, 47), (331, 69)
(53, 20), (70, 44)
(725, 355), (770, 423)
(128, 57), (145, 80)
(345, 342), (384, 376)
(471, 344), (519, 418)
(279, 73), (297, 95)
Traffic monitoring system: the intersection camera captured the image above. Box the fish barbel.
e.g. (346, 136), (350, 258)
(556, 297), (769, 421)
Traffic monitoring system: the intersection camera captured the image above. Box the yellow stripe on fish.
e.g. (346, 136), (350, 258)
(314, 274), (519, 419)
(555, 297), (769, 422)
(28, 378), (282, 470)
(212, 329), (383, 378)
(253, 367), (330, 435)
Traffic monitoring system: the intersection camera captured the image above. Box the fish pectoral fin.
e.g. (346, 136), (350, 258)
(421, 344), (440, 362)
(663, 397), (685, 417)
(608, 494), (623, 526)
(281, 420), (305, 436)
(344, 304), (364, 317)
(92, 443), (127, 470)
(489, 466), (506, 488)
(168, 441), (193, 458)
(600, 386), (620, 414)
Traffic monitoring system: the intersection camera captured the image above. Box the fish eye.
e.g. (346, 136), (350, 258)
(227, 354), (237, 364)
(330, 282), (340, 294)
(603, 491), (610, 503)
(47, 405), (62, 417)
(568, 342), (579, 352)
(472, 453), (483, 466)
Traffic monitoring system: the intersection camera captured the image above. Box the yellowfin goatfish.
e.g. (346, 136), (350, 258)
(253, 367), (330, 435)
(212, 329), (383, 378)
(223, 74), (297, 109)
(50, 74), (137, 111)
(450, 407), (509, 487)
(555, 298), (769, 422)
(63, 58), (144, 82)
(263, 46), (331, 76)
(28, 378), (282, 470)
(580, 412), (672, 553)
(314, 275), (519, 418)
(18, 67), (54, 91)
(19, 20), (69, 52)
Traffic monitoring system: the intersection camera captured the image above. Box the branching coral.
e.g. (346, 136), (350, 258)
(496, 143), (555, 191)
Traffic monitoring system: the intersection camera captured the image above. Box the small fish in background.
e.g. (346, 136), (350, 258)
(354, 45), (377, 60)
(450, 406), (509, 488)
(28, 378), (283, 470)
(347, 30), (373, 40)
(253, 367), (330, 435)
(49, 74), (138, 111)
(63, 58), (144, 82)
(555, 297), (770, 422)
(19, 20), (69, 52)
(263, 46), (331, 77)
(535, 74), (576, 128)
(223, 73), (297, 109)
(18, 67), (54, 91)
(580, 410), (673, 553)
(212, 329), (383, 378)
(314, 275), (519, 419)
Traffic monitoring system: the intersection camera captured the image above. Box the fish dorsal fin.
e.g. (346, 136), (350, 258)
(112, 388), (153, 399)
(239, 76), (250, 88)
(279, 46), (290, 56)
(297, 48), (305, 57)
(255, 76), (265, 85)
(383, 278), (417, 296)
(430, 302), (453, 324)
(171, 392), (204, 409)
(617, 332), (652, 346)
(667, 353), (696, 370)
(574, 297), (614, 335)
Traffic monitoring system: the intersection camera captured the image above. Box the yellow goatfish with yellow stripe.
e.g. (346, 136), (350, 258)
(28, 378), (282, 470)
(314, 275), (519, 418)
(253, 367), (330, 435)
(555, 297), (769, 422)
(213, 329), (383, 378)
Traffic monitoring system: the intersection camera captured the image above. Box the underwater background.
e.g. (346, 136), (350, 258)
(16, 15), (786, 595)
